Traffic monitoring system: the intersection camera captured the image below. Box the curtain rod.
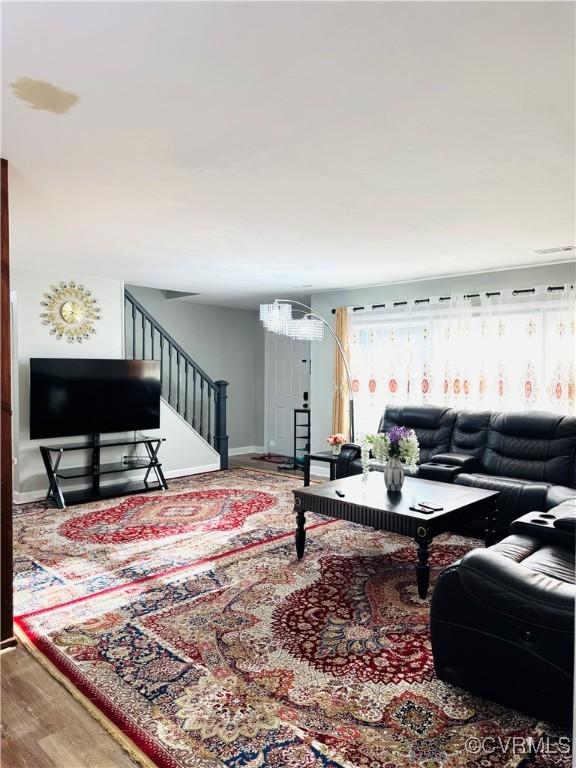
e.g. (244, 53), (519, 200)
(330, 284), (572, 314)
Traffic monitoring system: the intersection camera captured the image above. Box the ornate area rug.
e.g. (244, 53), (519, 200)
(14, 469), (570, 767)
(14, 469), (328, 614)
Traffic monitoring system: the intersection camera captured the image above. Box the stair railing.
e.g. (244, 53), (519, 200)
(124, 289), (228, 469)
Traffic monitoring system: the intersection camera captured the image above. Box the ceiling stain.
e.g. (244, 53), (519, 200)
(10, 78), (78, 114)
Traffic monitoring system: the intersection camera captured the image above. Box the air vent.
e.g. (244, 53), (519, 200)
(534, 246), (575, 255)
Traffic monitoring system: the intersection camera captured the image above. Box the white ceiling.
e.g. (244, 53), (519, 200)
(2, 1), (574, 308)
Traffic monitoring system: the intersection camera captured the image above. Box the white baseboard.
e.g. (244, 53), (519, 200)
(228, 445), (265, 456)
(13, 489), (47, 504)
(163, 463), (220, 479)
(13, 463), (223, 505)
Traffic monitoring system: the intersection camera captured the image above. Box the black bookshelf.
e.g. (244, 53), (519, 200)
(40, 434), (168, 509)
(293, 408), (311, 471)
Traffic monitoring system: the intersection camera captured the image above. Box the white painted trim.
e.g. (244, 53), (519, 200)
(228, 445), (265, 456)
(163, 463), (220, 479)
(13, 490), (47, 505)
(13, 463), (222, 505)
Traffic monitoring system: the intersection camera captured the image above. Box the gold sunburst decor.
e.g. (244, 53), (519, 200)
(40, 281), (101, 342)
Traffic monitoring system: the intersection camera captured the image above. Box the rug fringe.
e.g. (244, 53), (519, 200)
(15, 626), (159, 768)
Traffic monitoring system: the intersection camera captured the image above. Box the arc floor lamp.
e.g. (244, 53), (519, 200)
(259, 299), (355, 442)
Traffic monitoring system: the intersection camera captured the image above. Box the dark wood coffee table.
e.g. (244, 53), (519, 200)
(293, 473), (499, 598)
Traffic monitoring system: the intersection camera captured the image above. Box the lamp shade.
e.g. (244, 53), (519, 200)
(284, 317), (324, 341)
(259, 302), (325, 341)
(259, 302), (291, 334)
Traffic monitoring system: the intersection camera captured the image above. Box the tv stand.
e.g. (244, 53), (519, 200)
(39, 435), (168, 509)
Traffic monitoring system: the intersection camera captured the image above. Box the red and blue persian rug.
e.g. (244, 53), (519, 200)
(14, 468), (570, 768)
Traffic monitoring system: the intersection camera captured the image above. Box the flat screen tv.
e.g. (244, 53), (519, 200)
(30, 358), (161, 439)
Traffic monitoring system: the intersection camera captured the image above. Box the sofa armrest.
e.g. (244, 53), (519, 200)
(418, 463), (463, 483)
(510, 508), (576, 548)
(429, 453), (481, 469)
(335, 443), (362, 479)
(419, 453), (480, 483)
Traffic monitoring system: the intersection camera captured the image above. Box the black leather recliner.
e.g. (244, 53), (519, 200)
(430, 503), (575, 725)
(453, 411), (576, 530)
(336, 405), (576, 533)
(415, 410), (491, 483)
(337, 404), (457, 477)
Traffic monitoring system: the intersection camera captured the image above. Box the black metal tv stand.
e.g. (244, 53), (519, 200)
(40, 434), (168, 509)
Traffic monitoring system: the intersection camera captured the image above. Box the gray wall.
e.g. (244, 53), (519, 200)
(12, 268), (221, 501)
(12, 269), (125, 496)
(310, 261), (576, 451)
(127, 285), (265, 450)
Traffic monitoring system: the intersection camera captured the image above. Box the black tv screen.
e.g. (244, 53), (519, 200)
(30, 358), (161, 439)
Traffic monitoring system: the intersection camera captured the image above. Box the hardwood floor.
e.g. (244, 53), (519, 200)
(1, 454), (315, 768)
(229, 452), (310, 479)
(229, 453), (325, 482)
(1, 646), (140, 768)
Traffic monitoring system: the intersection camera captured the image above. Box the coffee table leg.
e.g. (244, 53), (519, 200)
(303, 455), (311, 487)
(295, 499), (306, 559)
(415, 527), (430, 599)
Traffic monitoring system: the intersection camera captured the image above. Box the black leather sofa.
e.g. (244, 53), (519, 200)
(430, 501), (575, 725)
(336, 405), (576, 536)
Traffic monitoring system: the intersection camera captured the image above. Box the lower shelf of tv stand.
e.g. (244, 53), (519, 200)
(57, 480), (164, 507)
(56, 460), (157, 479)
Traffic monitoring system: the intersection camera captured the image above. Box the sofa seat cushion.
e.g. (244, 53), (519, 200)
(521, 545), (575, 583)
(546, 485), (576, 510)
(455, 473), (549, 520)
(457, 535), (575, 630)
(554, 498), (576, 514)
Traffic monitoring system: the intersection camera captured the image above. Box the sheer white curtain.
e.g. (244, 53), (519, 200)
(349, 286), (575, 435)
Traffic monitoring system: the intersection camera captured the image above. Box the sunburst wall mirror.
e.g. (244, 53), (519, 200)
(40, 281), (101, 342)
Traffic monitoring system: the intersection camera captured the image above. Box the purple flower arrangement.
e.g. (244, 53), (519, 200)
(362, 427), (420, 472)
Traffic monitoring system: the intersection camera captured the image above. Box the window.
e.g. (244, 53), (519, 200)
(348, 286), (575, 435)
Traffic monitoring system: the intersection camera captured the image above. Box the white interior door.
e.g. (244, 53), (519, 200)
(265, 332), (311, 456)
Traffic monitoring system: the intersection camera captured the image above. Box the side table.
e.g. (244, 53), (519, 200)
(303, 450), (339, 486)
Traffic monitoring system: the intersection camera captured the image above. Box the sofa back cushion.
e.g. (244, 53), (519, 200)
(450, 411), (492, 462)
(379, 405), (456, 463)
(483, 411), (576, 486)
